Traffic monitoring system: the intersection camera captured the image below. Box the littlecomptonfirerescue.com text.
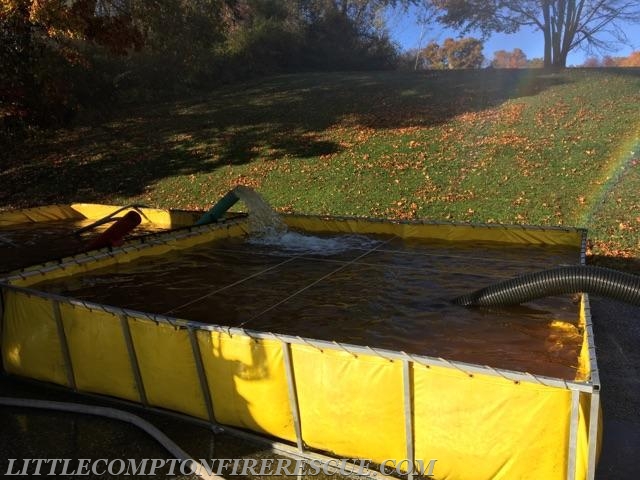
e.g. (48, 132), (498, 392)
(5, 458), (438, 477)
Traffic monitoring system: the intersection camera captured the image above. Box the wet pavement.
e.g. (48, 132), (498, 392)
(590, 297), (640, 480)
(0, 375), (355, 480)
(0, 295), (638, 479)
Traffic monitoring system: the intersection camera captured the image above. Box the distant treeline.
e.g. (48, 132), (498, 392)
(3, 1), (639, 134)
(582, 53), (640, 68)
(1, 0), (403, 131)
(403, 43), (640, 70)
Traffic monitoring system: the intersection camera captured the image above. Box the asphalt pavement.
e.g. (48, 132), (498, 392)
(591, 297), (640, 480)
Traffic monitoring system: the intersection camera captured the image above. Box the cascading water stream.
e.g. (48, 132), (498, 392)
(229, 186), (380, 255)
(232, 185), (288, 235)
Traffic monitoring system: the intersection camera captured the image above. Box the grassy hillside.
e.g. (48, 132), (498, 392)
(2, 69), (639, 259)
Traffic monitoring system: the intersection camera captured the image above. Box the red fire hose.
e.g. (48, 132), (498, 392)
(86, 211), (142, 250)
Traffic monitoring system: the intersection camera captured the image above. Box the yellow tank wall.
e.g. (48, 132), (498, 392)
(1, 216), (594, 479)
(0, 203), (200, 228)
(291, 345), (407, 462)
(70, 203), (200, 228)
(413, 363), (575, 480)
(10, 222), (249, 288)
(0, 205), (83, 226)
(283, 215), (584, 246)
(1, 286), (594, 479)
(128, 318), (208, 419)
(2, 290), (68, 386)
(60, 304), (138, 402)
(197, 331), (296, 441)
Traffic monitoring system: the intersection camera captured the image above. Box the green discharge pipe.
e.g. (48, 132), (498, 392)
(195, 189), (240, 226)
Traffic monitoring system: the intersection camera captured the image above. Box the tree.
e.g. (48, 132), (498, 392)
(619, 51), (640, 67)
(430, 1), (640, 68)
(492, 47), (527, 68)
(1, 0), (144, 55)
(422, 41), (447, 68)
(1, 0), (144, 126)
(526, 57), (544, 67)
(602, 55), (623, 67)
(577, 52), (640, 67)
(582, 56), (600, 67)
(443, 37), (484, 68)
(299, 0), (417, 40)
(421, 37), (484, 69)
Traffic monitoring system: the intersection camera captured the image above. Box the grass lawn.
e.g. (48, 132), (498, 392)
(2, 68), (639, 262)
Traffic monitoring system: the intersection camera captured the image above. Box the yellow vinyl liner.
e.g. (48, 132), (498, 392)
(282, 215), (584, 246)
(0, 203), (200, 229)
(1, 212), (598, 480)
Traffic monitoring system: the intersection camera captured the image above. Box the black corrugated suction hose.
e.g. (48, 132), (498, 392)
(453, 266), (640, 307)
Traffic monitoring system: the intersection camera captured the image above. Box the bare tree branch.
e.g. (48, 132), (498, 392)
(430, 0), (640, 67)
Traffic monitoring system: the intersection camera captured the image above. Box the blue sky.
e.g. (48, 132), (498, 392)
(386, 6), (640, 66)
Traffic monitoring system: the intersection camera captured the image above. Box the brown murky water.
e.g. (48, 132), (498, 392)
(32, 230), (584, 379)
(0, 220), (167, 274)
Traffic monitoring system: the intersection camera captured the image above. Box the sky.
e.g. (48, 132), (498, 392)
(386, 5), (640, 66)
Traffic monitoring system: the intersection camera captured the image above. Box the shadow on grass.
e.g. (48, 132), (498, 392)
(1, 69), (577, 207)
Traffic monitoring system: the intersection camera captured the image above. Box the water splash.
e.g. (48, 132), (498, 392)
(248, 231), (381, 256)
(233, 185), (287, 235)
(233, 186), (380, 255)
